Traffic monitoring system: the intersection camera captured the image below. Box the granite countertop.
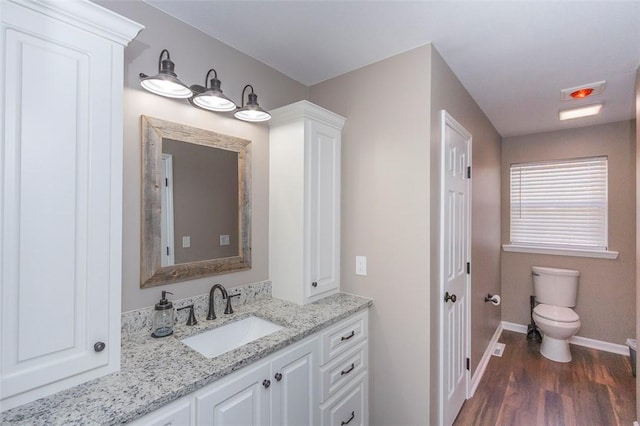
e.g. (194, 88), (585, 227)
(1, 293), (372, 425)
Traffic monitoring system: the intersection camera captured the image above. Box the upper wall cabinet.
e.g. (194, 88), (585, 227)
(269, 101), (346, 305)
(0, 0), (142, 410)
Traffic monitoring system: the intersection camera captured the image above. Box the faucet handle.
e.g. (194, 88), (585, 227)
(178, 305), (197, 326)
(225, 293), (240, 315)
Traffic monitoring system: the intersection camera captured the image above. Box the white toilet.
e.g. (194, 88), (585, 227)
(531, 266), (581, 363)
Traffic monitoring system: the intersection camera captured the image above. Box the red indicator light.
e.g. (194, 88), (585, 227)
(570, 88), (594, 99)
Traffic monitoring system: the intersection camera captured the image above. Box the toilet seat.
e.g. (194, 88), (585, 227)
(533, 304), (579, 323)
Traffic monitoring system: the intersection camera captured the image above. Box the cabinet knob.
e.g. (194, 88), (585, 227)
(274, 372), (283, 382)
(262, 379), (271, 389)
(312, 282), (318, 287)
(94, 342), (106, 352)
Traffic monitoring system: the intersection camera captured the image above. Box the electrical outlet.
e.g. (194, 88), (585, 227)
(220, 235), (230, 246)
(182, 236), (191, 248)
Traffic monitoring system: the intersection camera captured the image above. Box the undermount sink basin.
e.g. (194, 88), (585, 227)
(180, 316), (284, 359)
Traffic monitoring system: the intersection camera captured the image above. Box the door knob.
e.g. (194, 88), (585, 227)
(274, 372), (283, 382)
(444, 292), (457, 303)
(94, 341), (106, 352)
(262, 379), (271, 388)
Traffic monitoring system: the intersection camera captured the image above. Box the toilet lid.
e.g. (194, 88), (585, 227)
(533, 304), (579, 322)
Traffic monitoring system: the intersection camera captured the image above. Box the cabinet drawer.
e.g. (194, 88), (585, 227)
(321, 311), (368, 364)
(321, 374), (368, 426)
(321, 342), (367, 402)
(128, 398), (193, 426)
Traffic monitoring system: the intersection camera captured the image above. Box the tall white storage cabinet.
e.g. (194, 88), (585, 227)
(269, 101), (345, 305)
(0, 0), (142, 410)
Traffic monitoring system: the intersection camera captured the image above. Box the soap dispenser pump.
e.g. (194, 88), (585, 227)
(152, 291), (175, 338)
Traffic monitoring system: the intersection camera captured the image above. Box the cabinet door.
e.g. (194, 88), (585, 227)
(196, 362), (271, 426)
(0, 0), (132, 407)
(271, 337), (320, 426)
(307, 119), (341, 299)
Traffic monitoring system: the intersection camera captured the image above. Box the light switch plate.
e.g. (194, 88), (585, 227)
(220, 235), (230, 246)
(356, 256), (367, 276)
(182, 236), (191, 248)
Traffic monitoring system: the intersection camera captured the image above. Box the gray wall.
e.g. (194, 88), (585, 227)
(310, 45), (432, 426)
(428, 47), (502, 424)
(97, 1), (308, 311)
(310, 44), (503, 426)
(502, 121), (636, 345)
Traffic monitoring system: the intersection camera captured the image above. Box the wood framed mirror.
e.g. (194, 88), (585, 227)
(140, 115), (251, 288)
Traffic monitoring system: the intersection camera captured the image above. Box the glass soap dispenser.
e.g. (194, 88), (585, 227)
(152, 291), (175, 338)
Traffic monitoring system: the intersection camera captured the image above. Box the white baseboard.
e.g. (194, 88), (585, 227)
(469, 322), (503, 397)
(501, 321), (630, 356)
(502, 321), (528, 334)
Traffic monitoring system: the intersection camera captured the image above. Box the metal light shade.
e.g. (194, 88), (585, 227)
(192, 69), (236, 112)
(234, 85), (271, 122)
(140, 49), (192, 99)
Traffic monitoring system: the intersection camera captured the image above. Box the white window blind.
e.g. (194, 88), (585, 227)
(510, 156), (608, 251)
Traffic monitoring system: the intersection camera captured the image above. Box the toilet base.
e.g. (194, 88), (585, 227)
(540, 335), (572, 363)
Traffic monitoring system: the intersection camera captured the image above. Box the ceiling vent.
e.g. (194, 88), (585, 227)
(561, 81), (606, 101)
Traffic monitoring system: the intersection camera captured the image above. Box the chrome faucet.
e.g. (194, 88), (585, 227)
(207, 283), (229, 320)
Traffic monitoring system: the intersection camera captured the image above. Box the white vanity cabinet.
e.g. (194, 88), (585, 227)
(196, 336), (319, 426)
(0, 0), (142, 410)
(130, 310), (369, 426)
(269, 101), (346, 305)
(319, 311), (369, 426)
(132, 335), (320, 426)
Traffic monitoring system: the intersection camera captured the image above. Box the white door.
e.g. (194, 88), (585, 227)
(307, 120), (341, 299)
(1, 2), (127, 406)
(440, 111), (471, 425)
(271, 338), (319, 426)
(196, 361), (270, 425)
(161, 154), (175, 266)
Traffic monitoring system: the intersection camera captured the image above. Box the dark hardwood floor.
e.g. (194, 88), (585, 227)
(454, 330), (636, 425)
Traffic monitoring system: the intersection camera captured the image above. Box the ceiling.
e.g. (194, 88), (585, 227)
(145, 1), (640, 137)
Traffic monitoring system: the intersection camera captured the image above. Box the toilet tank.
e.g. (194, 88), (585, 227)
(532, 266), (579, 307)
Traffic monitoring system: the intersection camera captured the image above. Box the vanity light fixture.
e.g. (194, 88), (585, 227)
(234, 84), (271, 122)
(559, 103), (603, 121)
(191, 68), (237, 112)
(139, 49), (193, 99)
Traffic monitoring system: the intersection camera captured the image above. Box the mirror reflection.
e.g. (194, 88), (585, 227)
(141, 116), (251, 288)
(161, 139), (239, 266)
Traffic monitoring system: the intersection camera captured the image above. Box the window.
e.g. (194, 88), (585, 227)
(505, 156), (617, 258)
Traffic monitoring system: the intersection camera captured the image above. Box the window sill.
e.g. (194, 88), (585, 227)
(502, 244), (619, 259)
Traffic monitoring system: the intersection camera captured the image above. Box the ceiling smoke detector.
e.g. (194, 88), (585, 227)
(561, 81), (606, 101)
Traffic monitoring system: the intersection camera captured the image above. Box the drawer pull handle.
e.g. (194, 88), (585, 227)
(341, 331), (355, 341)
(94, 342), (106, 352)
(262, 379), (271, 388)
(312, 281), (318, 287)
(341, 411), (355, 425)
(274, 372), (283, 382)
(340, 363), (355, 375)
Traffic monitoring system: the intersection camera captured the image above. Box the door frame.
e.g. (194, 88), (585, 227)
(438, 110), (472, 425)
(161, 153), (175, 266)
